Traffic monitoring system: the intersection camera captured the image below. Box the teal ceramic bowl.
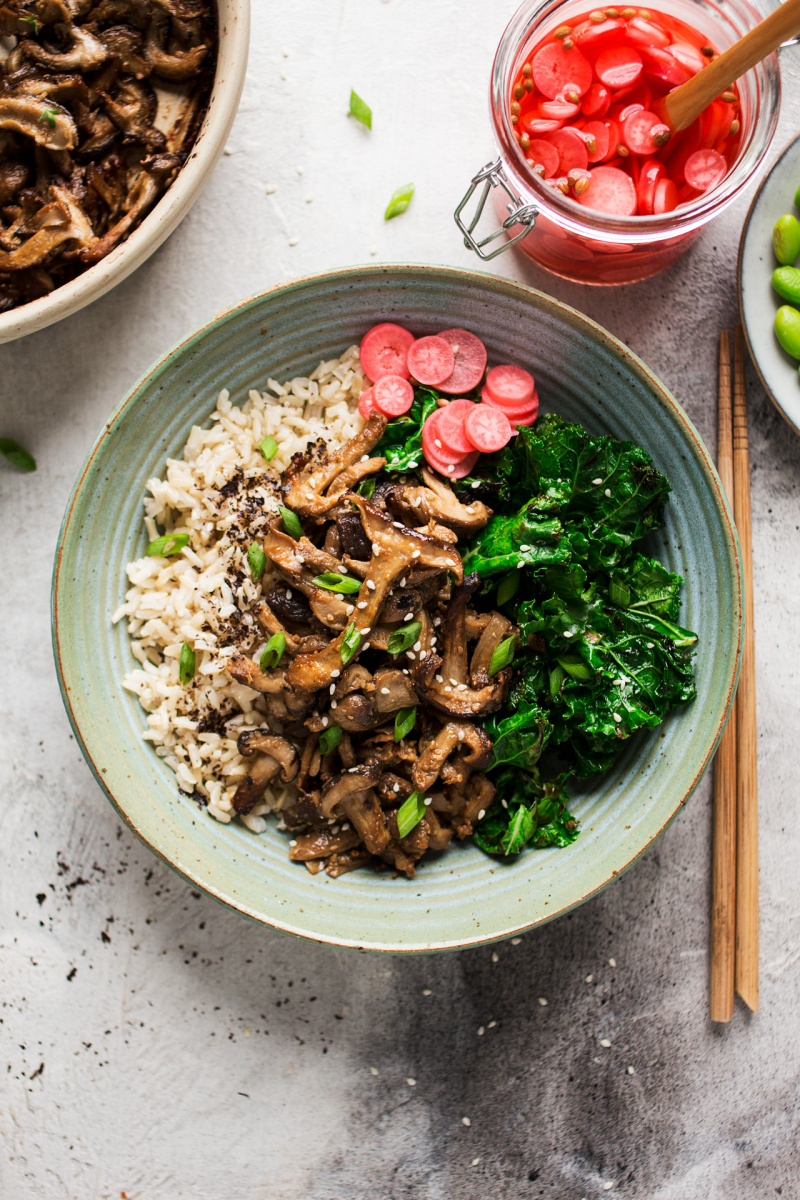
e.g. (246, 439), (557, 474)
(52, 265), (742, 952)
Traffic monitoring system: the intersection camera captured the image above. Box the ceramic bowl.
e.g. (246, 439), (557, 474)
(739, 132), (800, 436)
(0, 0), (249, 347)
(52, 265), (742, 952)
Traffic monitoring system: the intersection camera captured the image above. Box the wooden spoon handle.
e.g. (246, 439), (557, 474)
(659, 0), (800, 132)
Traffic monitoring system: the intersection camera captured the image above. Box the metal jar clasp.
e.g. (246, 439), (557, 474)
(454, 158), (538, 260)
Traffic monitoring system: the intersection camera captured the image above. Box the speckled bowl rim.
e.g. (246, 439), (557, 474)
(738, 130), (800, 438)
(0, 0), (250, 346)
(52, 264), (743, 952)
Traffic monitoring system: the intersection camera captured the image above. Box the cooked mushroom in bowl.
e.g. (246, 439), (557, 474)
(0, 0), (217, 313)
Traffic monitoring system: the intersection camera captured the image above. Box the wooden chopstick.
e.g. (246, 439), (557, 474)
(710, 331), (737, 1022)
(733, 325), (759, 1013)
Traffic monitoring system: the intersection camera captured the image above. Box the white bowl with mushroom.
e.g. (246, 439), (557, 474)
(0, 0), (249, 344)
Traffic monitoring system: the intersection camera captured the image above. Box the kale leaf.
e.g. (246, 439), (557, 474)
(373, 388), (439, 472)
(473, 768), (578, 857)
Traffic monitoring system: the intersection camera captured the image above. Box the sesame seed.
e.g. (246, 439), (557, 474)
(361, 454), (370, 462)
(519, 543), (531, 551)
(511, 937), (521, 945)
(363, 642), (371, 650)
(392, 782), (400, 792)
(501, 799), (508, 809)
(329, 683), (336, 694)
(609, 957), (616, 967)
(331, 669), (341, 677)
(605, 488), (612, 497)
(400, 577), (407, 587)
(435, 674), (443, 682)
(381, 687), (390, 695)
(406, 1078), (416, 1087)
(367, 580), (376, 590)
(477, 1026), (485, 1036)
(393, 521), (404, 529)
(462, 1117), (471, 1127)
(286, 588), (292, 599)
(516, 559), (524, 569)
(369, 1066), (379, 1075)
(446, 464), (454, 474)
(402, 669), (409, 675)
(444, 686), (452, 693)
(434, 438), (442, 448)
(412, 549), (420, 558)
(357, 600), (368, 609)
(413, 641), (421, 651)
(600, 1038), (611, 1047)
(613, 713), (622, 723)
(603, 1183), (614, 1191)
(424, 797), (432, 806)
(321, 716), (329, 727)
(406, 651), (415, 660)
(471, 480), (480, 488)
(491, 952), (498, 963)
(538, 997), (548, 1006)
(471, 1158), (481, 1166)
(332, 825), (339, 834)
(627, 1066), (635, 1075)
(419, 648), (427, 658)
(361, 626), (371, 635)
(564, 630), (574, 637)
(592, 477), (603, 485)
(422, 988), (432, 996)
(478, 809), (486, 819)
(330, 699), (338, 709)
(647, 642), (654, 648)
(345, 604), (354, 615)
(585, 974), (593, 983)
(456, 682), (467, 691)
(487, 1020), (496, 1028)
(405, 612), (414, 620)
(450, 678), (459, 686)
(289, 839), (297, 847)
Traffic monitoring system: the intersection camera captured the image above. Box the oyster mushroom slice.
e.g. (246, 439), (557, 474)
(412, 722), (492, 792)
(0, 93), (77, 151)
(231, 733), (297, 815)
(145, 10), (208, 80)
(285, 493), (462, 693)
(20, 26), (109, 72)
(0, 184), (94, 271)
(319, 762), (380, 818)
(388, 467), (492, 537)
(282, 409), (388, 519)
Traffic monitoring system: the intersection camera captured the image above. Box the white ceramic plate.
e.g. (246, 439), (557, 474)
(738, 132), (800, 436)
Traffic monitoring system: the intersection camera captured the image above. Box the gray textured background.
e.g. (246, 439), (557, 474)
(2, 2), (799, 1197)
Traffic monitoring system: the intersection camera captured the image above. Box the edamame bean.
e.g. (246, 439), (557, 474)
(774, 305), (800, 359)
(772, 266), (800, 305)
(773, 214), (800, 265)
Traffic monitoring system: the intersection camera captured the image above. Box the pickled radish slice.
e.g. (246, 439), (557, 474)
(574, 17), (625, 47)
(540, 98), (581, 120)
(582, 120), (610, 162)
(577, 165), (637, 215)
(526, 138), (560, 178)
(358, 386), (374, 420)
(637, 158), (665, 214)
(464, 405), (514, 453)
(582, 82), (611, 118)
(481, 390), (540, 424)
(600, 117), (620, 161)
(422, 413), (467, 464)
(625, 16), (671, 47)
(532, 42), (593, 100)
(669, 40), (706, 74)
(372, 374), (414, 417)
(485, 364), (535, 407)
(436, 328), (488, 394)
(640, 44), (691, 87)
(546, 127), (589, 174)
(360, 322), (414, 382)
(523, 116), (567, 136)
(595, 45), (644, 90)
(683, 148), (727, 191)
(437, 398), (480, 454)
(437, 450), (481, 480)
(621, 109), (670, 155)
(407, 335), (455, 386)
(653, 176), (678, 213)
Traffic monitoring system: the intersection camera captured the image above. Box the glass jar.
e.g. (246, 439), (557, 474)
(455, 0), (781, 284)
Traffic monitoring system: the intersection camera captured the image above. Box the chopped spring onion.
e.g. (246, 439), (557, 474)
(179, 642), (195, 685)
(384, 182), (415, 221)
(357, 477), (376, 499)
(0, 438), (35, 472)
(146, 533), (189, 557)
(489, 635), (517, 677)
(279, 505), (303, 540)
(260, 631), (286, 672)
(19, 15), (39, 32)
(248, 542), (267, 580)
(349, 89), (372, 130)
(387, 621), (422, 655)
(396, 790), (426, 838)
(260, 435), (278, 461)
(340, 623), (362, 665)
(394, 705), (417, 742)
(497, 571), (520, 607)
(319, 724), (343, 755)
(312, 572), (362, 594)
(556, 655), (594, 681)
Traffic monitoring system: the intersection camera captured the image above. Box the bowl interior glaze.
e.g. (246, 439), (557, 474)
(52, 265), (742, 952)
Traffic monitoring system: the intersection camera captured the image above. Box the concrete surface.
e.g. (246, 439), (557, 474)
(2, 2), (799, 1197)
